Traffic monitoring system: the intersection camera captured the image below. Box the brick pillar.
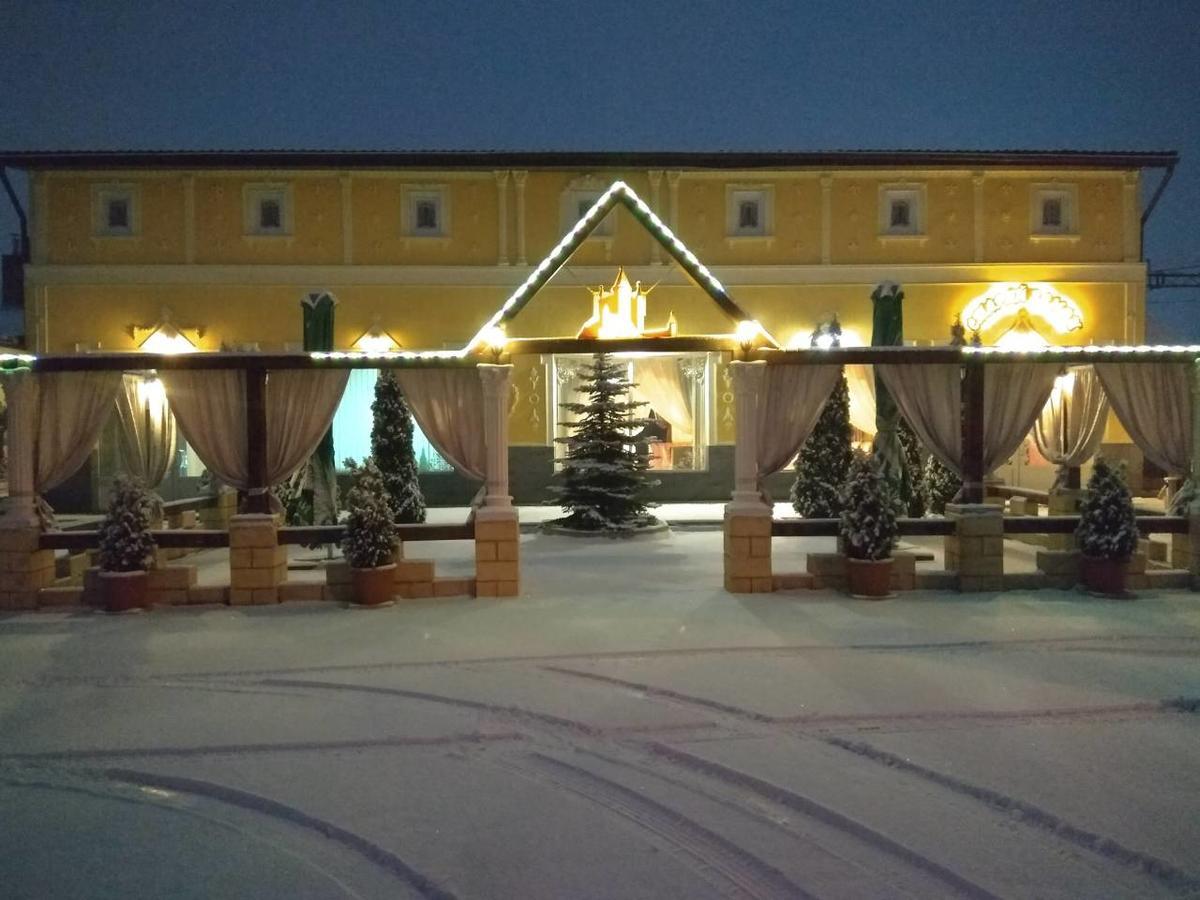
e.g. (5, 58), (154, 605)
(228, 514), (284, 605)
(2, 369), (39, 529)
(944, 503), (1004, 592)
(475, 363), (519, 597)
(0, 526), (55, 609)
(723, 360), (773, 593)
(1045, 487), (1083, 551)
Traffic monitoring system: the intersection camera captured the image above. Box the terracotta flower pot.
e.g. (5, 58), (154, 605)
(100, 570), (149, 613)
(351, 563), (396, 607)
(1080, 555), (1130, 597)
(846, 557), (894, 599)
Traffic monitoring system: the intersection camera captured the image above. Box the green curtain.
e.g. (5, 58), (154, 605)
(871, 282), (910, 501)
(302, 292), (339, 525)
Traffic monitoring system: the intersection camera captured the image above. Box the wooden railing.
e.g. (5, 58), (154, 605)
(771, 515), (1188, 538)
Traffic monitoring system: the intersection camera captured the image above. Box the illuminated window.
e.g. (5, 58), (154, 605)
(1031, 185), (1077, 236)
(726, 187), (772, 237)
(403, 187), (448, 237)
(244, 184), (292, 236)
(92, 184), (138, 237)
(879, 184), (924, 236)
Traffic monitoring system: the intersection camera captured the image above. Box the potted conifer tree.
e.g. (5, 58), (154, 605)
(341, 458), (399, 606)
(97, 475), (157, 613)
(839, 451), (899, 598)
(1076, 457), (1138, 597)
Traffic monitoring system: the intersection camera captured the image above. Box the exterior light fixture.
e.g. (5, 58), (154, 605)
(735, 320), (762, 358)
(131, 307), (202, 354)
(994, 309), (1051, 351)
(354, 317), (400, 354)
(961, 282), (1084, 337)
(481, 324), (507, 362)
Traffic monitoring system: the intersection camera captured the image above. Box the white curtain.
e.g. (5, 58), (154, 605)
(757, 364), (842, 477)
(1095, 362), (1192, 478)
(161, 369), (350, 489)
(845, 363), (877, 435)
(632, 356), (694, 444)
(114, 374), (178, 489)
(981, 364), (1059, 474)
(876, 363), (962, 472)
(161, 370), (250, 488)
(1034, 366), (1109, 488)
(34, 371), (123, 494)
(876, 363), (1059, 476)
(395, 368), (487, 481)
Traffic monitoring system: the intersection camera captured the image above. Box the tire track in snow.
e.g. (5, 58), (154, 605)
(0, 731), (524, 763)
(825, 737), (1200, 894)
(497, 751), (811, 900)
(103, 767), (459, 900)
(645, 742), (1001, 900)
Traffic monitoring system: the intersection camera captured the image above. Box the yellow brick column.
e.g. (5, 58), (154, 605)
(475, 363), (520, 597)
(945, 503), (1005, 592)
(228, 514), (285, 605)
(723, 360), (773, 594)
(1045, 488), (1083, 551)
(0, 527), (55, 609)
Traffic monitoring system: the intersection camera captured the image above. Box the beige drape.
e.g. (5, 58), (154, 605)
(757, 364), (842, 477)
(876, 363), (1059, 476)
(161, 369), (349, 489)
(1095, 362), (1192, 477)
(845, 363), (877, 435)
(632, 357), (694, 444)
(34, 371), (123, 493)
(114, 374), (178, 489)
(876, 363), (962, 472)
(395, 368), (487, 481)
(1034, 366), (1109, 488)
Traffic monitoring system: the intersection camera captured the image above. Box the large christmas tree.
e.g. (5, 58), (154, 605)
(371, 370), (426, 524)
(791, 372), (853, 517)
(923, 455), (961, 514)
(552, 353), (657, 533)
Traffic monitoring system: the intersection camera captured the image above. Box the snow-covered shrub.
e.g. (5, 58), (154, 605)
(340, 458), (398, 569)
(923, 455), (961, 515)
(839, 450), (898, 561)
(97, 475), (157, 573)
(372, 370), (426, 524)
(791, 372), (852, 518)
(1076, 457), (1138, 561)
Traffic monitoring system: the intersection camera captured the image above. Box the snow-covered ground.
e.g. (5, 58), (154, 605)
(2, 531), (1199, 898)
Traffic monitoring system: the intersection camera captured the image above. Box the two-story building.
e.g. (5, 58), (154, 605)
(0, 148), (1178, 508)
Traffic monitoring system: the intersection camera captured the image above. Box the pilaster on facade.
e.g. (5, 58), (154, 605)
(972, 171), (985, 263)
(1122, 171), (1140, 263)
(648, 170), (664, 265)
(513, 170), (528, 266)
(494, 170), (510, 265)
(183, 174), (196, 263)
(340, 173), (353, 265)
(667, 170), (681, 233)
(819, 174), (832, 264)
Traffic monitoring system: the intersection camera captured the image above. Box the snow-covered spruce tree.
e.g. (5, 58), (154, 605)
(371, 370), (426, 524)
(1076, 457), (1138, 561)
(340, 457), (398, 569)
(97, 476), (157, 573)
(839, 450), (898, 560)
(923, 455), (961, 515)
(552, 353), (658, 533)
(896, 417), (928, 517)
(791, 372), (852, 517)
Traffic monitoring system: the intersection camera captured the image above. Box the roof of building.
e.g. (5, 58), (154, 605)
(0, 148), (1179, 171)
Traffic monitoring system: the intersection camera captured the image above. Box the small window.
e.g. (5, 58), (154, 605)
(1031, 185), (1077, 236)
(879, 185), (924, 236)
(726, 187), (772, 237)
(403, 188), (449, 237)
(92, 184), (138, 237)
(566, 190), (614, 237)
(244, 185), (292, 236)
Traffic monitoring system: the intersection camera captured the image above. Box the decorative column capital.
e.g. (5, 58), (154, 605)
(493, 169), (510, 186)
(728, 359), (767, 393)
(512, 170), (528, 187)
(478, 363), (514, 396)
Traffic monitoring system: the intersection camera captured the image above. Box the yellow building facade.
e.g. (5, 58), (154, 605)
(1, 149), (1177, 505)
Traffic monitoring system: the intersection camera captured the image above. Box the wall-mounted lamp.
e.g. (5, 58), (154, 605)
(480, 324), (507, 362)
(734, 320), (762, 359)
(354, 316), (401, 354)
(130, 307), (202, 354)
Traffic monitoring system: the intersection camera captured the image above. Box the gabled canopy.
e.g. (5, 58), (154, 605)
(464, 181), (772, 353)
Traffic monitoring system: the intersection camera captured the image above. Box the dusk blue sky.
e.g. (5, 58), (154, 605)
(1, 0), (1196, 336)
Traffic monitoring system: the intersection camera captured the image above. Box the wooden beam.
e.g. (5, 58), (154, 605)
(507, 336), (736, 356)
(960, 360), (986, 504)
(277, 522), (475, 545)
(244, 368), (270, 514)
